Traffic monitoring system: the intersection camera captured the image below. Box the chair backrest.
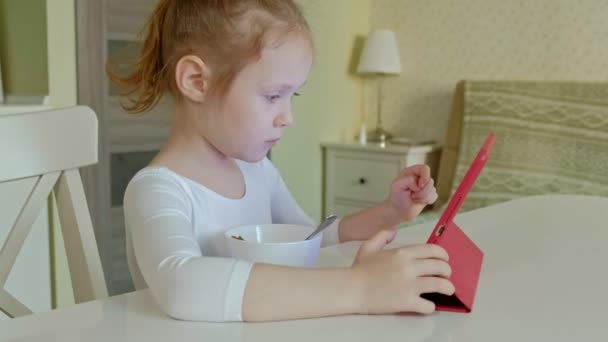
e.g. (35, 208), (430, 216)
(0, 106), (108, 318)
(436, 80), (608, 211)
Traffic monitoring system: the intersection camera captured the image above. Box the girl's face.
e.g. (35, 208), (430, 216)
(205, 33), (314, 162)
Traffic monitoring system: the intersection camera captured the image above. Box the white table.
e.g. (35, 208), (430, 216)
(2, 195), (607, 341)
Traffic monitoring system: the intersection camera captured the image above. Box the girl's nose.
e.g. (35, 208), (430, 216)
(274, 106), (293, 128)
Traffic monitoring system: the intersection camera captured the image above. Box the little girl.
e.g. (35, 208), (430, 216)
(108, 0), (454, 322)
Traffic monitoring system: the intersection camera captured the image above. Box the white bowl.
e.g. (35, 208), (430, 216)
(224, 224), (322, 268)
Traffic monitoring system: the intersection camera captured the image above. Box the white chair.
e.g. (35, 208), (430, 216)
(0, 106), (107, 318)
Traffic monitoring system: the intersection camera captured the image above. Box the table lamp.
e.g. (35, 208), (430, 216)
(357, 29), (401, 143)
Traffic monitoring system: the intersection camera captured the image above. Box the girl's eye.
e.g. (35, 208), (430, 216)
(266, 92), (300, 103)
(266, 95), (281, 103)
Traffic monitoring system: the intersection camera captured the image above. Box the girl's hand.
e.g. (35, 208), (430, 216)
(388, 165), (438, 222)
(350, 230), (454, 315)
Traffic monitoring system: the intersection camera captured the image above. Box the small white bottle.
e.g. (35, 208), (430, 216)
(359, 123), (367, 145)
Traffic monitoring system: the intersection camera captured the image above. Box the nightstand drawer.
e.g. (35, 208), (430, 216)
(332, 157), (400, 203)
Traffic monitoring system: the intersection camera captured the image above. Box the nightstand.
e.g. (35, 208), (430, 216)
(321, 141), (442, 218)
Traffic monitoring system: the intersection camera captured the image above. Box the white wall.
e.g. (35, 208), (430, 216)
(272, 0), (371, 221)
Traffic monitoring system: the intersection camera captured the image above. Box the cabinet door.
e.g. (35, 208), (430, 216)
(78, 0), (171, 296)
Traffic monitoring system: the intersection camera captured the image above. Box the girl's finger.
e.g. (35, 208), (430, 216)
(412, 181), (436, 202)
(392, 175), (420, 192)
(417, 277), (455, 297)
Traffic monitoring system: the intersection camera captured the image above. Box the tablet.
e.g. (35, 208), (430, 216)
(428, 132), (496, 243)
(423, 132), (496, 312)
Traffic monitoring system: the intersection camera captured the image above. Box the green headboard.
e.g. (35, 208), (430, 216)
(436, 80), (608, 212)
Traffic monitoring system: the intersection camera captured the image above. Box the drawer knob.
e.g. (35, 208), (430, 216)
(358, 177), (367, 185)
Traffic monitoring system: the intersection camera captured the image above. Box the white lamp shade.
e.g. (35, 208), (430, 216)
(357, 29), (401, 75)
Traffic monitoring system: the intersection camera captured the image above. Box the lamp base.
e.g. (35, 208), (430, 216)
(367, 126), (394, 143)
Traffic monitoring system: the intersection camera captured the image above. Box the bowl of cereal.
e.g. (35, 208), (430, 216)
(223, 224), (322, 268)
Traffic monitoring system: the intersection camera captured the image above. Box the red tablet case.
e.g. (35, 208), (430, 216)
(424, 132), (496, 313)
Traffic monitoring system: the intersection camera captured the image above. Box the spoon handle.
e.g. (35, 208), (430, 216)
(305, 214), (338, 240)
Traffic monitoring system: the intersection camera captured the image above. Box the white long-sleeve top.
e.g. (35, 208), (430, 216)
(123, 157), (340, 322)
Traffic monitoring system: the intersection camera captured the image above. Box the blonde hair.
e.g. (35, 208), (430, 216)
(107, 0), (311, 113)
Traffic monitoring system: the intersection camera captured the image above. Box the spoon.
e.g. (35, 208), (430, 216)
(305, 214), (338, 240)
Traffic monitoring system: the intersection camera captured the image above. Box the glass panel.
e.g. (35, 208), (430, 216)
(110, 150), (158, 207)
(107, 39), (141, 97)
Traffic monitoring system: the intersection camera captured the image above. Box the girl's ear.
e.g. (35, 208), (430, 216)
(175, 55), (210, 103)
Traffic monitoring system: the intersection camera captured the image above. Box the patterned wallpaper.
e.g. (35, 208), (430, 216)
(368, 0), (608, 143)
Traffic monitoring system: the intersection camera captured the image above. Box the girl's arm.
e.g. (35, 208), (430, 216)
(242, 230), (454, 321)
(126, 165), (451, 322)
(243, 264), (360, 321)
(337, 200), (401, 241)
(269, 160), (436, 244)
(338, 165), (438, 242)
(125, 171), (255, 322)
